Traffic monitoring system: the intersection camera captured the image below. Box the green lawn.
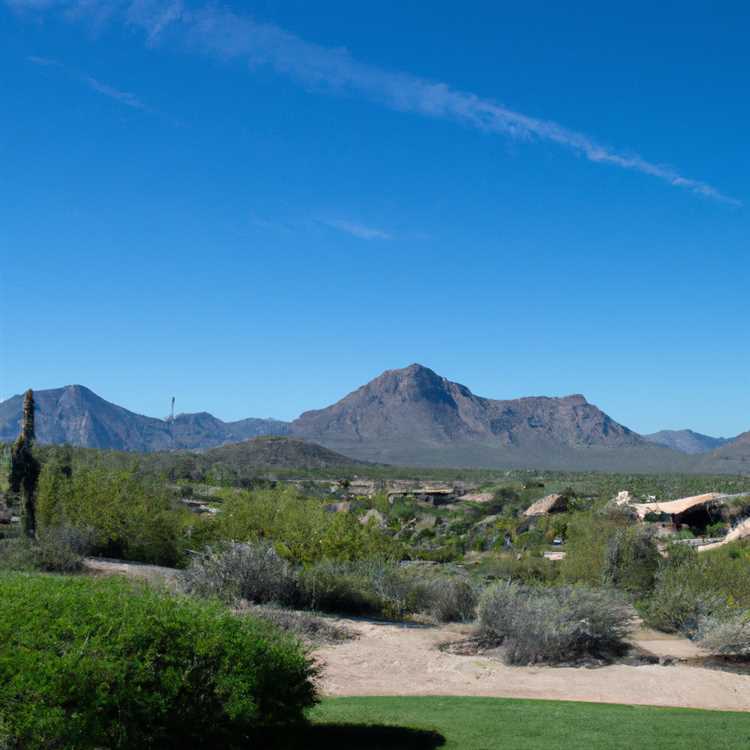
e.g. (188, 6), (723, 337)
(302, 696), (750, 750)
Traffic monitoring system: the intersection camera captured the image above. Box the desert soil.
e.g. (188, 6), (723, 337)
(315, 618), (750, 712)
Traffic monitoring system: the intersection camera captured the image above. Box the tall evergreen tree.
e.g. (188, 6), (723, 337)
(9, 389), (40, 539)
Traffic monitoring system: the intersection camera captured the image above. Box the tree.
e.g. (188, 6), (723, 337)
(9, 389), (41, 539)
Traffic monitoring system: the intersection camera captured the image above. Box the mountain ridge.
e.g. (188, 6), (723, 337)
(643, 429), (731, 455)
(2, 365), (748, 472)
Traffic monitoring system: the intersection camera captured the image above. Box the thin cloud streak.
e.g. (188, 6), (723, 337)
(322, 219), (391, 241)
(82, 74), (147, 109)
(11, 0), (739, 205)
(27, 54), (148, 110)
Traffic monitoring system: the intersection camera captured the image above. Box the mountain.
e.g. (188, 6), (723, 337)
(0, 386), (289, 451)
(201, 436), (367, 470)
(643, 429), (730, 454)
(291, 364), (692, 471)
(699, 431), (750, 472)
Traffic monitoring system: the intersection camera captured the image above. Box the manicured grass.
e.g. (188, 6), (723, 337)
(307, 696), (750, 750)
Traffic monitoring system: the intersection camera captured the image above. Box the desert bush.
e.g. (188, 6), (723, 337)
(181, 541), (299, 606)
(0, 572), (317, 749)
(697, 612), (750, 657)
(478, 580), (519, 641)
(479, 582), (634, 665)
(423, 576), (477, 623)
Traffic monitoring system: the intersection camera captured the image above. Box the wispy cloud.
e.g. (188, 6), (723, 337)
(10, 0), (739, 205)
(27, 54), (148, 110)
(26, 54), (61, 66)
(81, 74), (146, 109)
(322, 219), (391, 241)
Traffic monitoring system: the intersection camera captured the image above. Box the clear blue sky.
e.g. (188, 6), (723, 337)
(1, 1), (748, 436)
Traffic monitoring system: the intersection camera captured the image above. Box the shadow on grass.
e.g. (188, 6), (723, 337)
(250, 723), (446, 749)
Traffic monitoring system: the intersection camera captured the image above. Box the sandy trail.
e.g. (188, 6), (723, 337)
(315, 618), (750, 712)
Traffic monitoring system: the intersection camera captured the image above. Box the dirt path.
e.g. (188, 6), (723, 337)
(315, 619), (750, 712)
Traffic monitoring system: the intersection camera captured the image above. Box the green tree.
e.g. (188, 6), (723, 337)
(9, 390), (41, 539)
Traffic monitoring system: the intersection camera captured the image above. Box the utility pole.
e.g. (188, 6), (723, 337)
(170, 396), (176, 451)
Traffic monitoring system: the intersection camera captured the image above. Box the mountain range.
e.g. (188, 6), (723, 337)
(1, 364), (747, 472)
(0, 385), (288, 453)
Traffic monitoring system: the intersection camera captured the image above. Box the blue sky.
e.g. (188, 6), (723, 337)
(1, 0), (748, 436)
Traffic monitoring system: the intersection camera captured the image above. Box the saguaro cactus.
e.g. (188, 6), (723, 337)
(9, 389), (40, 539)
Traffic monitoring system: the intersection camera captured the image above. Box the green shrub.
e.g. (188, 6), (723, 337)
(37, 467), (188, 566)
(561, 512), (660, 596)
(216, 488), (400, 565)
(0, 572), (317, 749)
(641, 544), (748, 635)
(479, 582), (633, 665)
(477, 553), (560, 584)
(560, 513), (615, 586)
(602, 526), (660, 596)
(706, 521), (728, 538)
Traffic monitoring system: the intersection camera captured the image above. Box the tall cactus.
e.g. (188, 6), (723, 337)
(9, 389), (40, 539)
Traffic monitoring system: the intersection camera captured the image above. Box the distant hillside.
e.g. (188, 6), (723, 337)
(202, 436), (367, 469)
(0, 386), (289, 451)
(699, 431), (750, 472)
(291, 364), (693, 471)
(644, 429), (730, 454)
